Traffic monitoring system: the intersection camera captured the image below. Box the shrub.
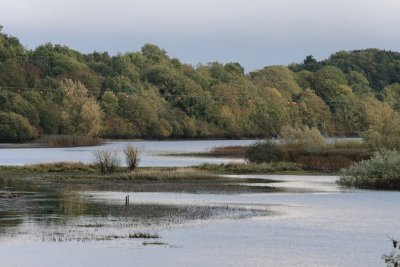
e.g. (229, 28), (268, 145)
(93, 147), (120, 174)
(280, 125), (326, 153)
(124, 144), (140, 171)
(245, 141), (287, 163)
(338, 150), (400, 190)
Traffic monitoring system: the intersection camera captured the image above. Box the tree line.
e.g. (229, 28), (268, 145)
(1, 26), (400, 142)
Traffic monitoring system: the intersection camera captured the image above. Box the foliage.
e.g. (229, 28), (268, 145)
(338, 150), (400, 190)
(0, 112), (36, 142)
(93, 147), (120, 174)
(245, 141), (287, 163)
(2, 28), (400, 141)
(123, 144), (140, 171)
(363, 103), (400, 150)
(60, 79), (102, 136)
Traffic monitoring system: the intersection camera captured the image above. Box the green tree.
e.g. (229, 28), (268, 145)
(0, 112), (36, 142)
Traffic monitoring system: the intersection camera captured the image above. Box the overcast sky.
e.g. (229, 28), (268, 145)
(1, 0), (399, 71)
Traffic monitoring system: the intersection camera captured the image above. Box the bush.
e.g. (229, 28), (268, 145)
(0, 112), (37, 142)
(280, 125), (326, 153)
(123, 144), (140, 171)
(245, 141), (287, 163)
(338, 150), (400, 190)
(93, 147), (120, 174)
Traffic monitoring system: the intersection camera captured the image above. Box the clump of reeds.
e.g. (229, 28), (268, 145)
(115, 168), (216, 181)
(199, 162), (303, 174)
(23, 162), (97, 173)
(38, 135), (103, 147)
(209, 146), (248, 157)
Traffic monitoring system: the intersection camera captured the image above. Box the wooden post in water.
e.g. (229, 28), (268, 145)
(125, 195), (129, 206)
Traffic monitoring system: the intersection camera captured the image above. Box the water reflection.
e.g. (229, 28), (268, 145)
(0, 177), (270, 241)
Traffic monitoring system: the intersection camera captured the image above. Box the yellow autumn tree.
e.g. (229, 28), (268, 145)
(61, 79), (102, 136)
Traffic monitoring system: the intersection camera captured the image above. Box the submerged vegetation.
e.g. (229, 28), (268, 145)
(1, 27), (400, 142)
(129, 233), (160, 239)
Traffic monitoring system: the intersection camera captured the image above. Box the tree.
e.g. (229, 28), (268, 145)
(363, 103), (400, 150)
(60, 79), (102, 136)
(0, 112), (36, 142)
(312, 66), (352, 104)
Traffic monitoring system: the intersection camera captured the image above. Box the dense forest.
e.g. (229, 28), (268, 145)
(1, 26), (400, 142)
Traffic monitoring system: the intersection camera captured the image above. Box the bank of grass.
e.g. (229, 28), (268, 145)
(198, 162), (305, 174)
(0, 163), (281, 194)
(0, 162), (98, 174)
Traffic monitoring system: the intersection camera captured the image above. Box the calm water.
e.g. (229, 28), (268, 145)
(0, 140), (257, 167)
(0, 138), (396, 267)
(0, 174), (398, 267)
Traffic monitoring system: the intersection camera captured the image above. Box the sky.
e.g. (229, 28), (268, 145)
(1, 0), (400, 71)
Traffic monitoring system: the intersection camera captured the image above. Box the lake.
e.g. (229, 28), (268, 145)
(1, 174), (398, 266)
(0, 139), (257, 167)
(0, 139), (396, 267)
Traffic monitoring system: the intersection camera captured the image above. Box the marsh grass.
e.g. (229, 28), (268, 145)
(198, 162), (303, 174)
(37, 135), (103, 147)
(114, 168), (217, 181)
(209, 145), (248, 157)
(3, 162), (98, 173)
(288, 148), (372, 172)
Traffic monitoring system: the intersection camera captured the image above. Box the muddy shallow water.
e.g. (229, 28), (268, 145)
(0, 174), (399, 266)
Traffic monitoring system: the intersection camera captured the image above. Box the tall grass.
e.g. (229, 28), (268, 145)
(209, 146), (248, 157)
(38, 135), (103, 147)
(199, 162), (303, 174)
(115, 168), (216, 181)
(23, 162), (97, 173)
